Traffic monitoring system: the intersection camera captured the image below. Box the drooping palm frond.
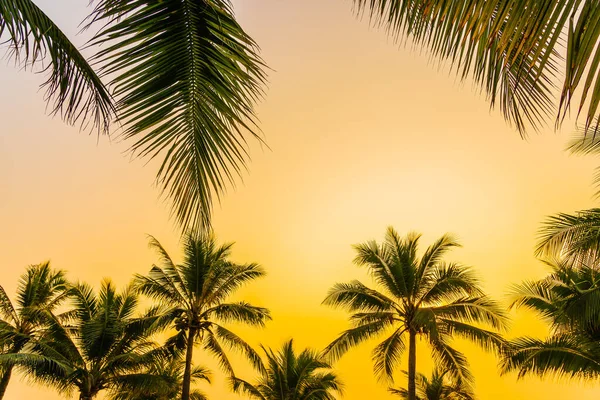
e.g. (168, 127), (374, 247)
(229, 339), (343, 400)
(0, 0), (113, 131)
(353, 0), (600, 136)
(87, 0), (267, 231)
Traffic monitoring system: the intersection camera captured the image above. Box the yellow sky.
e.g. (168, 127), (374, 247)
(2, 0), (600, 398)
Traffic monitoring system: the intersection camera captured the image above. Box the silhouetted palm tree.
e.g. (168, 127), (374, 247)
(229, 339), (342, 400)
(0, 280), (165, 400)
(324, 227), (507, 400)
(389, 369), (475, 400)
(0, 262), (69, 399)
(502, 258), (600, 379)
(111, 357), (212, 400)
(134, 232), (271, 400)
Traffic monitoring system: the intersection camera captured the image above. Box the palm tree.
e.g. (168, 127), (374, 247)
(0, 262), (69, 399)
(229, 339), (343, 400)
(501, 258), (600, 380)
(389, 369), (475, 400)
(0, 280), (166, 400)
(111, 357), (212, 400)
(134, 232), (271, 400)
(323, 227), (507, 400)
(4, 1), (600, 231)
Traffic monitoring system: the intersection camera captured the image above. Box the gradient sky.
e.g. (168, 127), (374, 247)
(2, 0), (600, 399)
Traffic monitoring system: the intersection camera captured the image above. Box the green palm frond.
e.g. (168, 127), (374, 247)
(417, 263), (484, 306)
(211, 324), (265, 373)
(537, 209), (600, 259)
(203, 302), (270, 326)
(324, 318), (394, 361)
(353, 0), (600, 136)
(322, 281), (395, 312)
(230, 339), (342, 400)
(372, 328), (407, 382)
(501, 334), (600, 379)
(203, 330), (234, 376)
(428, 297), (508, 330)
(504, 258), (600, 380)
(0, 0), (113, 131)
(87, 0), (267, 231)
(430, 339), (473, 387)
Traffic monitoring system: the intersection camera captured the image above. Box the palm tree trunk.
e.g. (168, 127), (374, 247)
(181, 327), (197, 400)
(0, 366), (13, 399)
(407, 329), (417, 400)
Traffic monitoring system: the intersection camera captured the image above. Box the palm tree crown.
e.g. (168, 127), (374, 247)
(111, 357), (212, 400)
(229, 339), (343, 400)
(389, 369), (475, 400)
(323, 227), (507, 400)
(502, 258), (600, 380)
(0, 262), (69, 399)
(134, 232), (271, 400)
(0, 280), (165, 400)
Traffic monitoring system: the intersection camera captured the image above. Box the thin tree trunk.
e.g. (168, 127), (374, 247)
(181, 327), (197, 400)
(0, 366), (13, 399)
(407, 329), (417, 400)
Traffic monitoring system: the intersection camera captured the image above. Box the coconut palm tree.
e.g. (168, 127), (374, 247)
(389, 369), (475, 400)
(229, 339), (343, 400)
(3, 0), (600, 231)
(323, 227), (507, 400)
(110, 357), (212, 400)
(134, 232), (271, 400)
(0, 262), (69, 399)
(501, 258), (600, 380)
(0, 280), (166, 400)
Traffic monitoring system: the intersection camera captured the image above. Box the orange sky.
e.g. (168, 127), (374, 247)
(1, 0), (600, 399)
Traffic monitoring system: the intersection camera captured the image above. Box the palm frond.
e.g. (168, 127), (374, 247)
(324, 318), (393, 361)
(372, 328), (407, 382)
(88, 0), (267, 230)
(501, 334), (600, 379)
(0, 0), (113, 131)
(536, 209), (600, 258)
(322, 281), (396, 312)
(352, 0), (575, 135)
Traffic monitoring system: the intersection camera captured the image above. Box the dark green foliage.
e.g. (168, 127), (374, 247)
(0, 262), (69, 399)
(390, 369), (475, 400)
(502, 258), (600, 380)
(87, 0), (267, 230)
(229, 339), (342, 400)
(0, 0), (113, 131)
(0, 280), (166, 399)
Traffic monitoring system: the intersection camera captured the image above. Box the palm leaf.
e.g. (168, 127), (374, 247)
(88, 0), (266, 230)
(0, 0), (113, 131)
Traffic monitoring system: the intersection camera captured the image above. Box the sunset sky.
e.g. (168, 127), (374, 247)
(1, 0), (600, 399)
